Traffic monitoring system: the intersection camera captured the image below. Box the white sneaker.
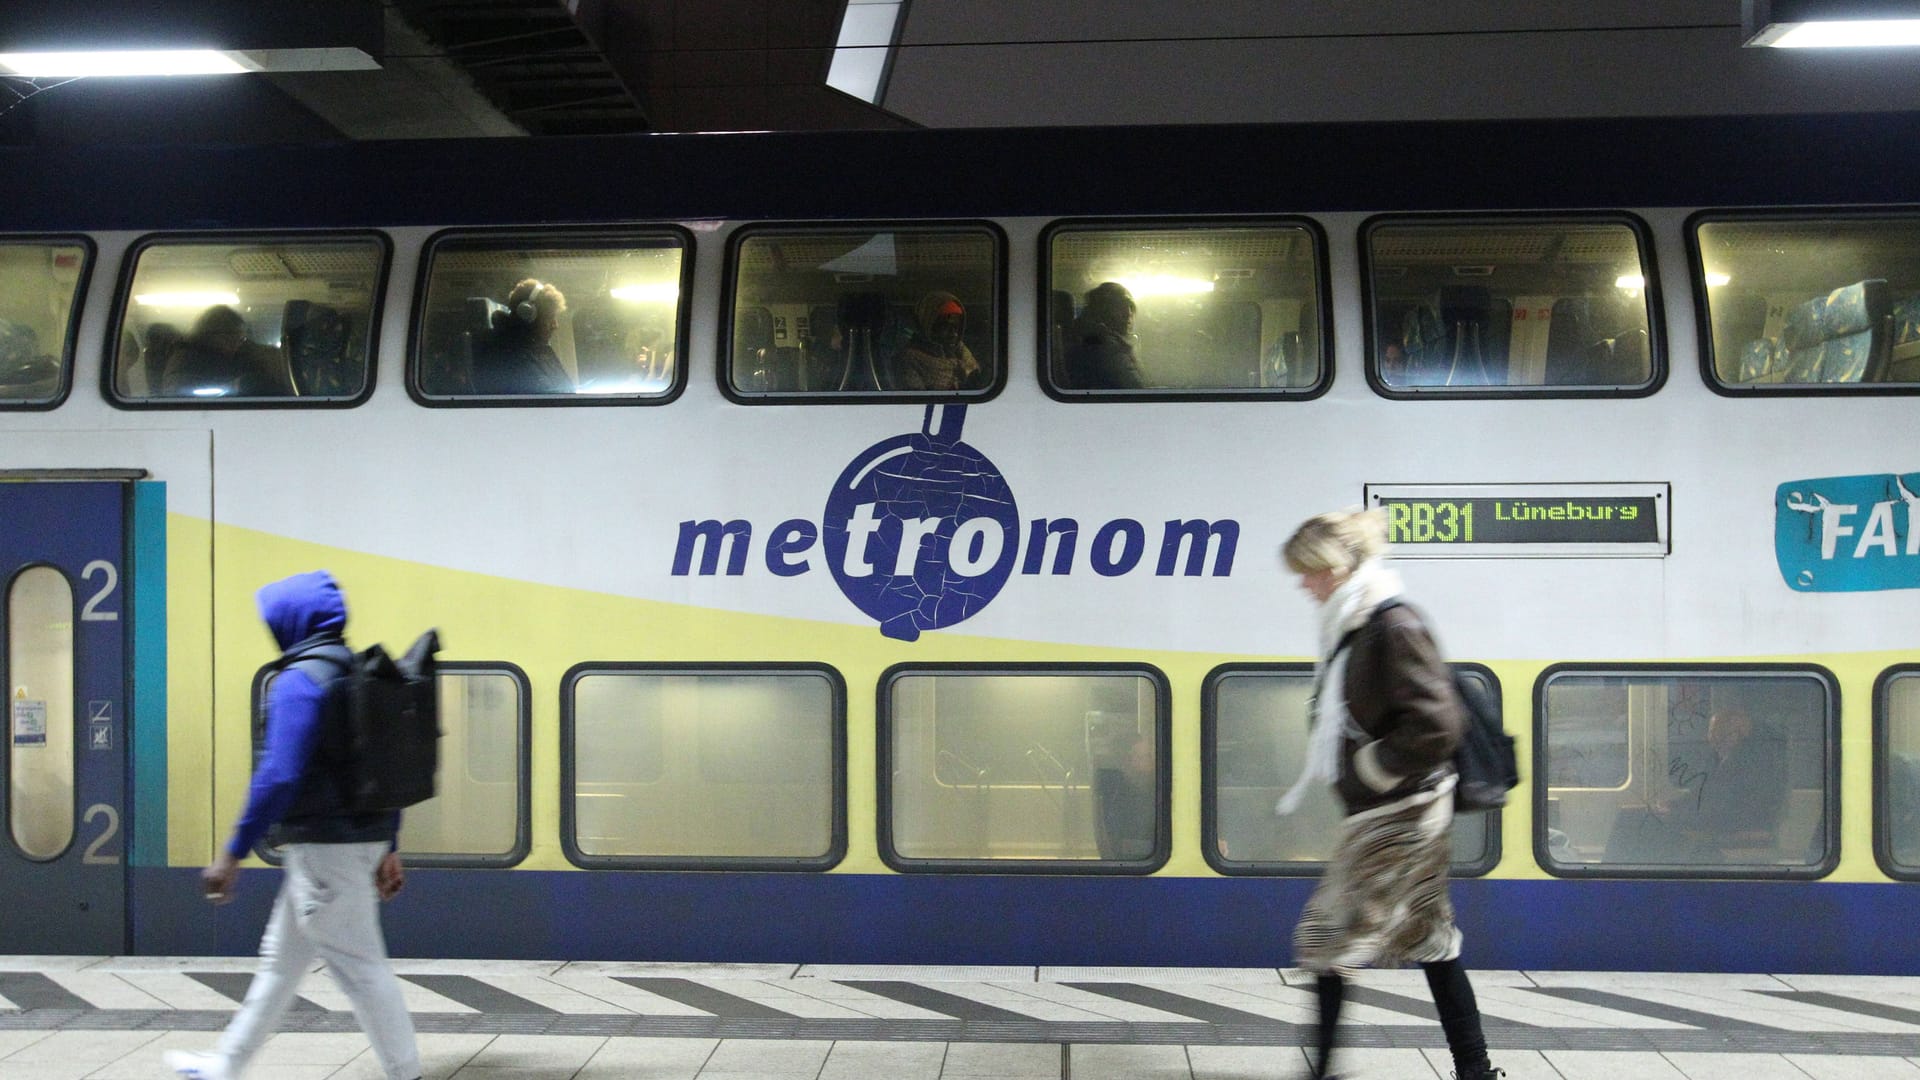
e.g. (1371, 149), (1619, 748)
(163, 1049), (233, 1080)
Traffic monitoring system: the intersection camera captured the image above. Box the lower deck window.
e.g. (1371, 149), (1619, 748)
(1877, 667), (1920, 877)
(564, 665), (843, 869)
(1205, 665), (1496, 875)
(1539, 667), (1836, 877)
(881, 666), (1168, 871)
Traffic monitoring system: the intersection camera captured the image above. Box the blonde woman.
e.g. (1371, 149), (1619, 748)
(1277, 509), (1501, 1080)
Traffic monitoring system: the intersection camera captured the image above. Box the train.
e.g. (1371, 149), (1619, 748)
(1, 110), (1917, 972)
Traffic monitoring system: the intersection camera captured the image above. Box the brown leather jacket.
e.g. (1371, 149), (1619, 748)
(1332, 603), (1464, 814)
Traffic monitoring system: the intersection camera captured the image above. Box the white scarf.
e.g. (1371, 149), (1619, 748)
(1275, 558), (1404, 815)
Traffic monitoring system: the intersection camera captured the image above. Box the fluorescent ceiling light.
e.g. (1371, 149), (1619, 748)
(1113, 275), (1216, 297)
(1750, 17), (1920, 45)
(826, 0), (902, 104)
(135, 291), (241, 307)
(1615, 274), (1646, 289)
(610, 283), (680, 303)
(1705, 272), (1732, 287)
(0, 50), (250, 76)
(0, 47), (377, 77)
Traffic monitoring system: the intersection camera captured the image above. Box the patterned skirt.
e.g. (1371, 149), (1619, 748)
(1292, 778), (1463, 977)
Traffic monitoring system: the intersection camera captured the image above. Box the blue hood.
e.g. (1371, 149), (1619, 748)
(256, 570), (347, 651)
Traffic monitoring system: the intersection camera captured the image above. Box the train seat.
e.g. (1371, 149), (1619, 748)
(282, 299), (352, 397)
(0, 318), (58, 398)
(733, 305), (777, 389)
(1438, 284), (1496, 385)
(1738, 337), (1782, 382)
(1396, 303), (1449, 385)
(451, 297), (511, 394)
(1781, 278), (1890, 383)
(1887, 294), (1920, 382)
(1048, 289), (1075, 387)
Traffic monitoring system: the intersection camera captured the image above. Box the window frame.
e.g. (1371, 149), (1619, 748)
(876, 661), (1172, 875)
(104, 229), (391, 410)
(1359, 212), (1666, 400)
(718, 219), (1009, 405)
(1201, 661), (1502, 878)
(1037, 215), (1333, 403)
(1532, 662), (1840, 881)
(559, 661), (847, 872)
(1688, 206), (1920, 397)
(245, 660), (532, 869)
(0, 234), (94, 413)
(406, 225), (695, 408)
(1873, 663), (1920, 880)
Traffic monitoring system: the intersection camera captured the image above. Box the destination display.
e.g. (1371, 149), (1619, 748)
(1364, 483), (1670, 558)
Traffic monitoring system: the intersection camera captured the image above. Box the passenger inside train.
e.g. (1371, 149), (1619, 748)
(470, 279), (573, 396)
(158, 305), (295, 398)
(1046, 223), (1322, 393)
(1367, 219), (1654, 391)
(728, 227), (998, 395)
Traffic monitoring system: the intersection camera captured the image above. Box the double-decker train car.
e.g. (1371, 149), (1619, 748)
(0, 111), (1917, 971)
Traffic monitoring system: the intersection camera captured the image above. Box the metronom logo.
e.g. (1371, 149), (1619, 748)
(672, 405), (1241, 640)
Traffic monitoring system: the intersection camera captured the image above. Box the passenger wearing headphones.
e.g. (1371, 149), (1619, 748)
(473, 278), (573, 395)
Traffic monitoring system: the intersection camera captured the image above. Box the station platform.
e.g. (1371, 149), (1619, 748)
(6, 959), (1920, 1079)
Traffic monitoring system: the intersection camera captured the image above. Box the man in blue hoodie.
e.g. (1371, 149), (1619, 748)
(167, 571), (420, 1080)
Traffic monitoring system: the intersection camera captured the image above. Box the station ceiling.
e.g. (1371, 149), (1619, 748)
(4, 0), (1920, 143)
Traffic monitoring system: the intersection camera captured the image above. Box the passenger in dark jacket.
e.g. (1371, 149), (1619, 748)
(170, 571), (420, 1080)
(473, 279), (573, 395)
(1064, 282), (1145, 389)
(1275, 510), (1502, 1080)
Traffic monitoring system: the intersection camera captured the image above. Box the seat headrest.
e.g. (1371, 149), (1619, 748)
(1784, 279), (1888, 349)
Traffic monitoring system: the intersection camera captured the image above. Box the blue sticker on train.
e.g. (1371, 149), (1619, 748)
(673, 404), (1241, 640)
(1775, 472), (1920, 592)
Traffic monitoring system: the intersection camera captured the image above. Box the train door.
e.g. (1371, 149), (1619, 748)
(0, 480), (130, 953)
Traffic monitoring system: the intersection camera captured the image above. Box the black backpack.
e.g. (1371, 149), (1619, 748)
(282, 630), (442, 813)
(1341, 600), (1519, 814)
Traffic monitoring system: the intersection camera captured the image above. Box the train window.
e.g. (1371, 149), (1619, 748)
(879, 665), (1170, 873)
(1203, 664), (1497, 877)
(1364, 217), (1659, 395)
(725, 224), (1003, 401)
(1537, 666), (1837, 879)
(109, 234), (387, 406)
(1875, 666), (1920, 878)
(412, 229), (690, 403)
(0, 238), (89, 409)
(1042, 220), (1326, 398)
(1694, 215), (1920, 392)
(562, 665), (845, 870)
(395, 665), (529, 867)
(8, 567), (75, 860)
(246, 661), (530, 868)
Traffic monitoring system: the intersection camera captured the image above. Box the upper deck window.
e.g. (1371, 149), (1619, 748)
(1695, 215), (1920, 392)
(412, 230), (689, 404)
(1042, 221), (1327, 398)
(725, 225), (1002, 401)
(0, 238), (89, 409)
(1364, 218), (1659, 396)
(110, 234), (386, 406)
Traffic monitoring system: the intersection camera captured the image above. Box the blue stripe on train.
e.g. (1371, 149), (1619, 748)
(129, 868), (1911, 973)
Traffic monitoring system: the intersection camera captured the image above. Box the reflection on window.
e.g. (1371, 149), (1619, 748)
(1541, 671), (1831, 875)
(729, 228), (998, 396)
(0, 241), (87, 406)
(1208, 667), (1491, 872)
(114, 237), (383, 402)
(415, 232), (686, 400)
(1698, 217), (1920, 388)
(1882, 672), (1920, 872)
(9, 567), (74, 860)
(1047, 224), (1322, 393)
(397, 670), (522, 862)
(568, 669), (837, 864)
(1367, 220), (1654, 391)
(886, 670), (1163, 867)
